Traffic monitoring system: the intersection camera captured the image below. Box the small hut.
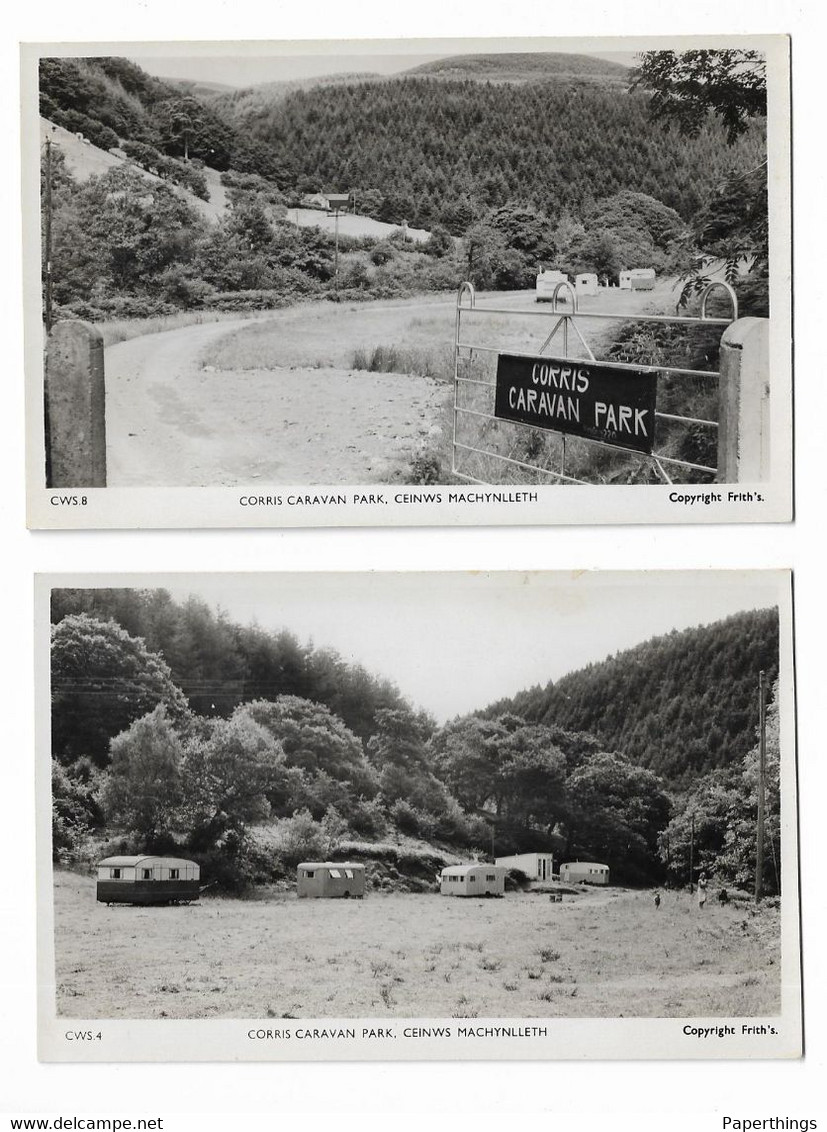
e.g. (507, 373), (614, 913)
(559, 861), (610, 886)
(575, 272), (599, 296)
(96, 856), (200, 905)
(439, 864), (506, 897)
(325, 193), (352, 213)
(495, 852), (554, 883)
(297, 862), (366, 899)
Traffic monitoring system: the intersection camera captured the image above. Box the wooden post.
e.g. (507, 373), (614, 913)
(45, 320), (107, 487)
(717, 317), (770, 483)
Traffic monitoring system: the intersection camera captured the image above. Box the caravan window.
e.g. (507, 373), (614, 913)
(486, 875), (495, 882)
(110, 868), (121, 879)
(469, 874), (476, 883)
(169, 869), (179, 880)
(344, 869), (354, 879)
(142, 868), (152, 879)
(328, 869), (341, 879)
(304, 870), (314, 878)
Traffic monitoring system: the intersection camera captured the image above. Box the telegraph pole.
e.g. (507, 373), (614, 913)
(44, 134), (54, 333)
(689, 812), (695, 891)
(755, 670), (767, 901)
(333, 205), (340, 296)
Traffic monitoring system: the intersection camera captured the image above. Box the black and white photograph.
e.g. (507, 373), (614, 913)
(23, 36), (792, 528)
(36, 570), (800, 1061)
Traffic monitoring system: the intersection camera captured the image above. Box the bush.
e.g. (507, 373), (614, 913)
(270, 809), (325, 869)
(60, 295), (180, 321)
(155, 265), (215, 309)
(505, 868), (531, 891)
(389, 799), (436, 840)
(369, 241), (397, 266)
(346, 797), (388, 839)
(340, 260), (372, 290)
(195, 830), (281, 893)
(201, 289), (300, 312)
(405, 451), (443, 485)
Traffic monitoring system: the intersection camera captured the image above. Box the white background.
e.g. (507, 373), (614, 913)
(1, 0), (824, 1127)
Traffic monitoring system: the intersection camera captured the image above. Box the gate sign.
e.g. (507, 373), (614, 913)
(494, 354), (658, 455)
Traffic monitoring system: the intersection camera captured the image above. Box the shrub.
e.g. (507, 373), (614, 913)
(346, 797), (388, 839)
(196, 830), (281, 893)
(369, 241), (397, 266)
(505, 868), (531, 892)
(405, 451), (443, 485)
(270, 809), (326, 869)
(61, 295), (180, 321)
(201, 289), (300, 312)
(155, 265), (215, 309)
(389, 799), (435, 840)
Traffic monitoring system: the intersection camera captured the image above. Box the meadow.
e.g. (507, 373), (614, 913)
(53, 871), (780, 1021)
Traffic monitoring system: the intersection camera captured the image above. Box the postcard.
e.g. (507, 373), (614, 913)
(36, 569), (800, 1060)
(22, 35), (792, 527)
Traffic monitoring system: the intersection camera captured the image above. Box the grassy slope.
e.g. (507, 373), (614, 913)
(54, 870), (779, 1020)
(41, 118), (226, 223)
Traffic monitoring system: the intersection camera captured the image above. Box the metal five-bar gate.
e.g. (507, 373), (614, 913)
(451, 279), (739, 486)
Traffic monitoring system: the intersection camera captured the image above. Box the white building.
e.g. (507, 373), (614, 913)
(575, 272), (599, 296)
(494, 852), (554, 883)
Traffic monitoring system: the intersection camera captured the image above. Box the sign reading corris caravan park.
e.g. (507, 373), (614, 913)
(494, 354), (658, 455)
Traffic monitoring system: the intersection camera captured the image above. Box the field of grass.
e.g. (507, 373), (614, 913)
(53, 871), (780, 1021)
(97, 309), (268, 348)
(201, 292), (465, 373)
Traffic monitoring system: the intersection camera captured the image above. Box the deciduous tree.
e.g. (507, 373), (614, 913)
(101, 705), (184, 843)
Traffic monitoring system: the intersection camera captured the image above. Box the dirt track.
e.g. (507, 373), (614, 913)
(105, 319), (449, 487)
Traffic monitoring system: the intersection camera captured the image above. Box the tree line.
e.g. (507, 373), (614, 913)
(51, 592), (780, 895)
(40, 51), (769, 318)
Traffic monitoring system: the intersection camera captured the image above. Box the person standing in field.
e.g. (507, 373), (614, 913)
(697, 872), (708, 910)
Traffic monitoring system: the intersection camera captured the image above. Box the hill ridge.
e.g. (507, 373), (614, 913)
(480, 607), (778, 784)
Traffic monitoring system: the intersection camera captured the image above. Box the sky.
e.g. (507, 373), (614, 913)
(129, 47), (635, 89)
(156, 571), (784, 722)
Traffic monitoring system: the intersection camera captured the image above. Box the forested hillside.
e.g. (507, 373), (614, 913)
(39, 52), (768, 321)
(216, 75), (764, 228)
(51, 587), (407, 741)
(50, 590), (780, 894)
(484, 608), (779, 783)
